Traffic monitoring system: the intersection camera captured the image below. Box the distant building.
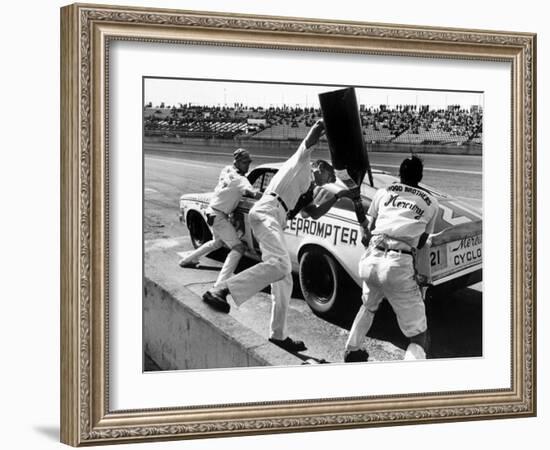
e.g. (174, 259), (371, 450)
(247, 118), (267, 126)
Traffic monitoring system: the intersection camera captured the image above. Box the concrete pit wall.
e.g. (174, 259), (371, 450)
(144, 244), (302, 370)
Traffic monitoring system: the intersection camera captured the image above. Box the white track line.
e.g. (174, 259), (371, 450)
(145, 144), (481, 161)
(146, 146), (282, 161)
(146, 150), (481, 175)
(456, 195), (483, 203)
(145, 156), (225, 169)
(449, 199), (483, 217)
(371, 164), (481, 175)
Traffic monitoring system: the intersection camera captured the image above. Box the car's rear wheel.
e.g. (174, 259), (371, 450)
(186, 211), (212, 249)
(299, 247), (358, 319)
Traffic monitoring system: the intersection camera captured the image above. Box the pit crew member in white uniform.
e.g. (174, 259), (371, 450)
(202, 120), (352, 352)
(344, 155), (439, 362)
(179, 149), (259, 288)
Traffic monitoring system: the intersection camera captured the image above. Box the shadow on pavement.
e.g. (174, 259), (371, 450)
(426, 286), (483, 358)
(198, 251), (482, 360)
(144, 353), (161, 372)
(338, 286), (483, 359)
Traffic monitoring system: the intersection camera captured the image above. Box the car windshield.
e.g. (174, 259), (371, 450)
(249, 169), (276, 193)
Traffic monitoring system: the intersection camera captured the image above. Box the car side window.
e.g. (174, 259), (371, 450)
(261, 171), (275, 192)
(251, 174), (264, 191)
(248, 169), (277, 193)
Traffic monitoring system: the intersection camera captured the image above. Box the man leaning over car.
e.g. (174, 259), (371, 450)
(202, 120), (355, 353)
(179, 148), (259, 287)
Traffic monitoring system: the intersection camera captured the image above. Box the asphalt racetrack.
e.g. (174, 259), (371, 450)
(144, 140), (483, 362)
(145, 140), (482, 203)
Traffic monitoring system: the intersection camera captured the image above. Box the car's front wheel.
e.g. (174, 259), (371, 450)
(299, 247), (358, 319)
(186, 211), (212, 249)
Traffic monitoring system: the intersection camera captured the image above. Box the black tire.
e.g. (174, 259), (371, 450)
(186, 211), (212, 249)
(299, 247), (359, 318)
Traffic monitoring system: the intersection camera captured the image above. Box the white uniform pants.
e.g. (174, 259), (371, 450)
(225, 197), (292, 340)
(345, 247), (427, 351)
(181, 212), (243, 287)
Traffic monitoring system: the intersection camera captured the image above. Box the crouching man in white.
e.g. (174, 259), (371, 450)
(203, 120), (347, 353)
(179, 149), (259, 289)
(344, 155), (439, 363)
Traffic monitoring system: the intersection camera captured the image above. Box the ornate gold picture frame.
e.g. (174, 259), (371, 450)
(60, 3), (536, 446)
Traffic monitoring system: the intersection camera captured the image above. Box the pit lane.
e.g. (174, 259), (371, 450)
(144, 142), (482, 367)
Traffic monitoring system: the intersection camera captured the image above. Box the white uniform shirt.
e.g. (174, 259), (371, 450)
(369, 182), (439, 248)
(208, 165), (253, 214)
(264, 141), (314, 210)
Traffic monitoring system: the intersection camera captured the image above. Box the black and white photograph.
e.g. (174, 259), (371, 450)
(143, 78), (483, 371)
(1, 0), (544, 447)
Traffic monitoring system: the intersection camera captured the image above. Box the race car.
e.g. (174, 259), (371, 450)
(179, 163), (482, 318)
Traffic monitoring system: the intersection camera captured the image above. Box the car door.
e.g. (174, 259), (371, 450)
(232, 168), (277, 256)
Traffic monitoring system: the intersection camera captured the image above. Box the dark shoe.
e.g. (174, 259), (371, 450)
(202, 290), (230, 313)
(269, 337), (307, 352)
(344, 349), (369, 363)
(179, 259), (199, 268)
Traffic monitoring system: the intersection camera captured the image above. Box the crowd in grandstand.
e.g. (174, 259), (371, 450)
(144, 103), (482, 144)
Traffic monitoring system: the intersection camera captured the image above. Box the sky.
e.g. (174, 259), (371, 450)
(144, 77), (483, 110)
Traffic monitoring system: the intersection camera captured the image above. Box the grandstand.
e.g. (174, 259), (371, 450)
(144, 104), (482, 146)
